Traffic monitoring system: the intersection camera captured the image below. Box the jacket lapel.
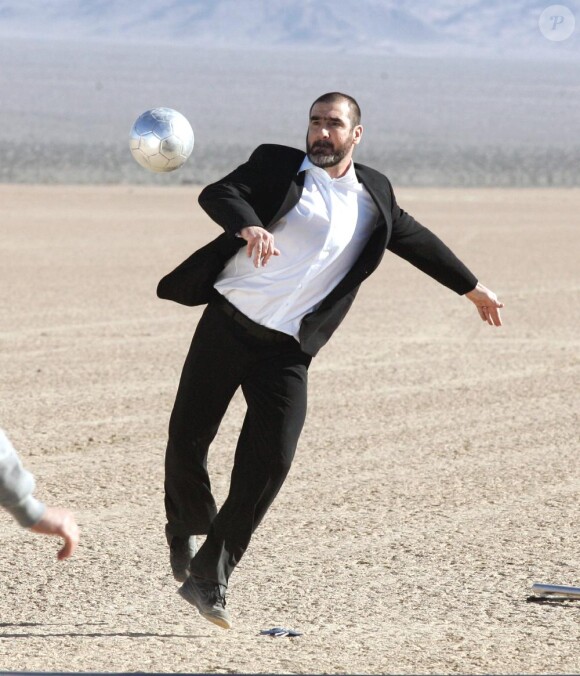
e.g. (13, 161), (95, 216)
(354, 164), (392, 234)
(267, 170), (305, 228)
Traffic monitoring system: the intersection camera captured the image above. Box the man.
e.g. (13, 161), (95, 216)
(0, 427), (79, 559)
(158, 92), (503, 629)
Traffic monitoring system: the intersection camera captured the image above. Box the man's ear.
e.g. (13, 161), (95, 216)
(353, 125), (363, 145)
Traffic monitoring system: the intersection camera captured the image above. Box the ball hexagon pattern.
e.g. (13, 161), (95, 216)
(129, 108), (194, 172)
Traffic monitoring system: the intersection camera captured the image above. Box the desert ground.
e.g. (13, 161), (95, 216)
(0, 184), (578, 674)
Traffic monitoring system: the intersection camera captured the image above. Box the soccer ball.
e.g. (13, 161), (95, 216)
(129, 108), (194, 172)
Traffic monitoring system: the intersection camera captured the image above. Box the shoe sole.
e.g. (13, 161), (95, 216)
(178, 583), (232, 630)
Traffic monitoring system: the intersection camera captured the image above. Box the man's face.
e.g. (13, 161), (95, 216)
(306, 100), (362, 169)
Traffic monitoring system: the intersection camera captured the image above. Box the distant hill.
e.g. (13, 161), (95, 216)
(0, 0), (578, 57)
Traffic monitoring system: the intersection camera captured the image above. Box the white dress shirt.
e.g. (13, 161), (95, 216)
(214, 156), (379, 339)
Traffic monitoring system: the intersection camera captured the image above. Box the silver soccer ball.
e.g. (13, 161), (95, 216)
(129, 108), (194, 172)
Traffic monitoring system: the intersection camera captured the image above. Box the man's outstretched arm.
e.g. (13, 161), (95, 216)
(386, 182), (504, 326)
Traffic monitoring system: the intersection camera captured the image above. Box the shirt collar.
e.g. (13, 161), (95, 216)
(299, 155), (360, 188)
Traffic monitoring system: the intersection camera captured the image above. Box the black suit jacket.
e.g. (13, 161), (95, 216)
(157, 144), (478, 356)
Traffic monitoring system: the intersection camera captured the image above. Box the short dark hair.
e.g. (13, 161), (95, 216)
(309, 92), (361, 128)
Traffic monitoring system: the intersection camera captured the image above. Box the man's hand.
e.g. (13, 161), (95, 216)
(465, 282), (504, 327)
(30, 507), (80, 560)
(239, 226), (280, 268)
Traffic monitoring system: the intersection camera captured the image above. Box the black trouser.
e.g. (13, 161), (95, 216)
(165, 296), (311, 587)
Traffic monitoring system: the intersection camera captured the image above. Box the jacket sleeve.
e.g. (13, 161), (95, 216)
(198, 145), (268, 237)
(0, 428), (45, 527)
(386, 181), (478, 295)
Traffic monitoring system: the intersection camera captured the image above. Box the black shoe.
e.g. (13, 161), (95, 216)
(165, 525), (197, 583)
(178, 576), (232, 629)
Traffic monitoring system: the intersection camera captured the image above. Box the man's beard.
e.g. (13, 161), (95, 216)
(307, 138), (351, 168)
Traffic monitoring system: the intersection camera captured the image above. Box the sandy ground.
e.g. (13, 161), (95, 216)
(0, 184), (578, 675)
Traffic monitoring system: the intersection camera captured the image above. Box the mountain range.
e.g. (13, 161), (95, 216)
(0, 0), (578, 57)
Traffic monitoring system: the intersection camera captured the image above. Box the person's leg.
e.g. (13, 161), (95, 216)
(164, 304), (248, 538)
(189, 345), (310, 587)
